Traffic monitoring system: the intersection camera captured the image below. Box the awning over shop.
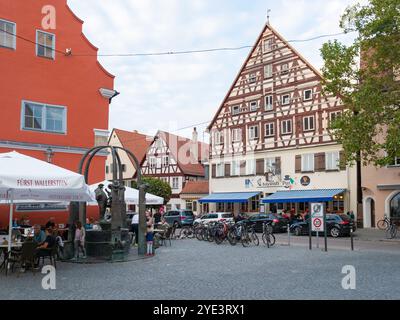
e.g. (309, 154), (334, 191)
(261, 189), (346, 204)
(199, 192), (261, 203)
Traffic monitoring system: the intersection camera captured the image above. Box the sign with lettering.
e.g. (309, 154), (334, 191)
(311, 203), (324, 232)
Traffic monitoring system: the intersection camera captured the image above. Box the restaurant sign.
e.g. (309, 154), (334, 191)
(245, 174), (295, 189)
(16, 203), (68, 212)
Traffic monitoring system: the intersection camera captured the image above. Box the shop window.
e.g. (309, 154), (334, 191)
(217, 203), (224, 212)
(390, 193), (400, 220)
(186, 200), (193, 211)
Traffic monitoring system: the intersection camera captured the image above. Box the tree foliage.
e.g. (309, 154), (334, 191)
(320, 0), (400, 166)
(131, 177), (172, 205)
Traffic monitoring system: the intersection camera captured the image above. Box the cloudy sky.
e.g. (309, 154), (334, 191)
(67, 0), (361, 142)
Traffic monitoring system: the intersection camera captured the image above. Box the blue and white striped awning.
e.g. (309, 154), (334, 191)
(199, 192), (261, 203)
(261, 189), (346, 204)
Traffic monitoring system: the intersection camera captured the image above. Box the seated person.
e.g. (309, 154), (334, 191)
(33, 224), (46, 244)
(45, 217), (56, 230)
(85, 217), (94, 230)
(35, 228), (56, 260)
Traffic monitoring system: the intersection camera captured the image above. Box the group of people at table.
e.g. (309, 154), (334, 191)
(0, 217), (89, 272)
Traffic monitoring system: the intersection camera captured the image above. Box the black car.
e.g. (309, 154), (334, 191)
(290, 214), (355, 238)
(246, 213), (289, 233)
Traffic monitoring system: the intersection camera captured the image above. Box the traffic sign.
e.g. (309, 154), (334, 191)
(311, 203), (324, 232)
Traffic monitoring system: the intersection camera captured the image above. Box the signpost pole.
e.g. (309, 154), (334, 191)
(323, 203), (328, 252)
(308, 203), (312, 250)
(316, 231), (319, 249)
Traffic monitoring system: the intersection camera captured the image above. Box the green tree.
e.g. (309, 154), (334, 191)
(131, 177), (172, 205)
(320, 0), (400, 167)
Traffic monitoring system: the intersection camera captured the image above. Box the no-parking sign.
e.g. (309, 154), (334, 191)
(311, 203), (324, 232)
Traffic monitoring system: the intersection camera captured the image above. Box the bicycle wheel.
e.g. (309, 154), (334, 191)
(186, 226), (195, 239)
(251, 233), (259, 246)
(195, 228), (203, 241)
(241, 232), (250, 247)
(227, 230), (237, 246)
(262, 233), (276, 247)
(377, 219), (388, 230)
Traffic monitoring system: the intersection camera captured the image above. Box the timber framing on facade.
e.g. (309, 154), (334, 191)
(208, 23), (344, 160)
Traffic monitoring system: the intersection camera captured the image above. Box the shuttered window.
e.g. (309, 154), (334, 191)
(326, 152), (340, 170)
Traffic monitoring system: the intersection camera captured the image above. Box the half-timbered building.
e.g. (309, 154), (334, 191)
(204, 22), (357, 216)
(141, 129), (209, 211)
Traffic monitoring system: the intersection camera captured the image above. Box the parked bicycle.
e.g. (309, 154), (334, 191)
(377, 216), (391, 230)
(261, 221), (276, 248)
(386, 220), (398, 239)
(241, 224), (259, 247)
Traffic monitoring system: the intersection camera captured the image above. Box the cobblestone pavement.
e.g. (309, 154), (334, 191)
(1, 238), (399, 300)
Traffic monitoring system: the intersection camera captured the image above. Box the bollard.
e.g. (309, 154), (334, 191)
(287, 224), (290, 246)
(350, 227), (354, 251)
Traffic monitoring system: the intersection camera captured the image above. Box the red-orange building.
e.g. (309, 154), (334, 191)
(0, 0), (116, 227)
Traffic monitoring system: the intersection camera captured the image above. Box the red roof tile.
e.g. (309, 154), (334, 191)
(112, 129), (153, 165)
(181, 181), (209, 195)
(158, 131), (209, 176)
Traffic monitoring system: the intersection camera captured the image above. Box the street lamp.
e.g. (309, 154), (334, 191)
(45, 147), (54, 163)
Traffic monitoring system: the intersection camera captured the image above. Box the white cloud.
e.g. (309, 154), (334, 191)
(67, 0), (361, 140)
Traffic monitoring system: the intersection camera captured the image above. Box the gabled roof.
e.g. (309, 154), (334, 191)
(157, 131), (209, 177)
(207, 22), (324, 131)
(181, 181), (209, 195)
(111, 129), (153, 165)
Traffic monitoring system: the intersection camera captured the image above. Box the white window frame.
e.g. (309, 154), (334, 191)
(281, 63), (289, 74)
(156, 157), (162, 169)
(249, 73), (256, 83)
(149, 157), (156, 169)
(214, 131), (224, 145)
(265, 95), (273, 111)
(264, 157), (276, 174)
(232, 128), (242, 142)
(265, 123), (274, 137)
(216, 163), (225, 177)
(248, 125), (259, 140)
(264, 64), (273, 78)
(303, 89), (313, 101)
(36, 30), (55, 60)
(281, 94), (290, 105)
(281, 119), (292, 135)
(232, 105), (240, 115)
(326, 151), (340, 170)
(264, 38), (274, 53)
(231, 160), (241, 176)
(172, 177), (179, 189)
(0, 19), (16, 49)
(21, 100), (67, 134)
(301, 154), (315, 172)
(303, 115), (315, 131)
(249, 101), (258, 111)
(330, 111), (342, 123)
(162, 155), (169, 167)
(246, 159), (256, 175)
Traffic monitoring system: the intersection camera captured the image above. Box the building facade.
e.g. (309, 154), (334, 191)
(106, 129), (153, 184)
(141, 129), (209, 211)
(180, 181), (209, 216)
(0, 0), (115, 227)
(207, 23), (357, 217)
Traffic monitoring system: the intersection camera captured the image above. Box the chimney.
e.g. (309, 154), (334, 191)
(191, 127), (198, 163)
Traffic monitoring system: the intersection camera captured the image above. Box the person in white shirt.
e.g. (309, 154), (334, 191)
(130, 214), (139, 245)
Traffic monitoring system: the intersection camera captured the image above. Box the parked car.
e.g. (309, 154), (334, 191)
(163, 210), (195, 227)
(290, 214), (355, 238)
(246, 213), (289, 233)
(194, 212), (234, 225)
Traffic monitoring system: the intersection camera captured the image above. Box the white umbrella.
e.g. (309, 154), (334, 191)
(88, 180), (164, 205)
(0, 151), (94, 253)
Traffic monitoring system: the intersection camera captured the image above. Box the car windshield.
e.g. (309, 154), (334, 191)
(182, 211), (193, 216)
(222, 213), (233, 218)
(339, 215), (351, 221)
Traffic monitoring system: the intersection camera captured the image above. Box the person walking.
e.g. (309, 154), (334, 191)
(73, 221), (86, 260)
(145, 211), (154, 256)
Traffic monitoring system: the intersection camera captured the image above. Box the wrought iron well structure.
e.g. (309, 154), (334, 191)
(67, 146), (147, 261)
